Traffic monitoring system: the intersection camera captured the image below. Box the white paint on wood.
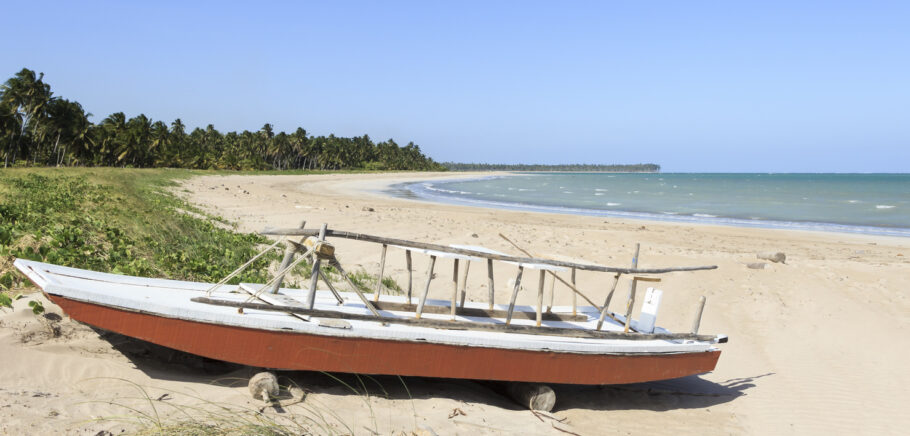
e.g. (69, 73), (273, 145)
(638, 287), (663, 334)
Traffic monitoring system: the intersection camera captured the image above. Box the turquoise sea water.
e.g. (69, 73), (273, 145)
(396, 173), (910, 237)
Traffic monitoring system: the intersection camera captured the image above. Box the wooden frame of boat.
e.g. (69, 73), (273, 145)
(13, 221), (727, 391)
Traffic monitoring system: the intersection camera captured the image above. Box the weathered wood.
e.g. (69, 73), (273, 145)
(505, 266), (524, 325)
(505, 383), (556, 412)
(263, 228), (718, 275)
(487, 258), (495, 310)
(191, 297), (722, 342)
(691, 295), (707, 334)
(405, 250), (413, 302)
(622, 244), (642, 333)
(415, 255), (437, 319)
(270, 220), (306, 294)
(598, 244), (639, 331)
(317, 268), (345, 305)
(536, 270), (545, 327)
(305, 224), (328, 309)
(459, 260), (471, 308)
(373, 244), (388, 302)
(370, 300), (587, 321)
(595, 274), (622, 331)
(205, 238), (284, 296)
(451, 259), (459, 319)
(571, 267), (577, 316)
(546, 273), (556, 313)
(498, 233), (602, 310)
(326, 257), (381, 317)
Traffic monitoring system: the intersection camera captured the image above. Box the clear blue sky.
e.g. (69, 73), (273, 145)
(3, 1), (908, 172)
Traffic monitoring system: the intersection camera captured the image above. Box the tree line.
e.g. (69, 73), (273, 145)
(442, 162), (661, 172)
(1, 68), (445, 171)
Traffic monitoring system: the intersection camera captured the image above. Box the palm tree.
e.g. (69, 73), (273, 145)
(0, 68), (53, 166)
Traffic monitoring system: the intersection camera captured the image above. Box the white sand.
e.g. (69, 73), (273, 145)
(2, 171), (908, 435)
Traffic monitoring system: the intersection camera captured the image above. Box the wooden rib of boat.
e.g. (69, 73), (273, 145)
(13, 225), (726, 385)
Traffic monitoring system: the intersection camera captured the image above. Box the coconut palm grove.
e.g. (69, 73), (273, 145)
(0, 68), (445, 171)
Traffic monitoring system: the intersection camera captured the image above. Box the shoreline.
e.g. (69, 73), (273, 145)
(333, 172), (910, 244)
(382, 173), (910, 239)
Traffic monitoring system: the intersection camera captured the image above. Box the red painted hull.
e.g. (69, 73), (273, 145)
(48, 294), (720, 385)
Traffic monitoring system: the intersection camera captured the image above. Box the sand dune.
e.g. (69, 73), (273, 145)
(2, 171), (908, 435)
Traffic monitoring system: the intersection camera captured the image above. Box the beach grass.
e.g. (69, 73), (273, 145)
(0, 168), (280, 289)
(0, 166), (399, 299)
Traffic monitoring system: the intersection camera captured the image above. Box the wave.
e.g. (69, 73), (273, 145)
(877, 205), (896, 209)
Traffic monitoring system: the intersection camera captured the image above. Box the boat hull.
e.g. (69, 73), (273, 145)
(48, 293), (720, 385)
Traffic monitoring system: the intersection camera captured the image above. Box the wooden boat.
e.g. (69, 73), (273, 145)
(13, 225), (726, 385)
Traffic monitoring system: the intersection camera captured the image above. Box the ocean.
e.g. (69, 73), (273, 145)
(394, 173), (910, 237)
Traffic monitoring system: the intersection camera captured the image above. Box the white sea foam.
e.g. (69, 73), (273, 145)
(595, 188), (608, 192)
(607, 202), (621, 206)
(876, 205), (896, 209)
(847, 200), (860, 204)
(594, 193), (605, 196)
(693, 213), (717, 218)
(563, 191), (573, 194)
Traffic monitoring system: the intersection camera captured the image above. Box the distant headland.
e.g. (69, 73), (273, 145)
(441, 163), (661, 172)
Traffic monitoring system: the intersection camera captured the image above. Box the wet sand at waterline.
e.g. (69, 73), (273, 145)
(2, 172), (908, 434)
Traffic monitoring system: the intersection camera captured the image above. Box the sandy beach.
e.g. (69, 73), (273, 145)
(2, 171), (909, 435)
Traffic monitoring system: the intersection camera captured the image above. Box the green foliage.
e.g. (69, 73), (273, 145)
(0, 169), (280, 289)
(442, 162), (661, 172)
(1, 68), (445, 171)
(0, 293), (11, 310)
(27, 299), (44, 315)
(345, 269), (402, 295)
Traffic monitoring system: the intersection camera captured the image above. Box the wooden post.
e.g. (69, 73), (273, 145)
(327, 257), (381, 317)
(458, 261), (471, 308)
(415, 255), (437, 319)
(505, 266), (524, 325)
(546, 273), (556, 313)
(691, 296), (707, 334)
(487, 258), (495, 310)
(498, 233), (603, 310)
(269, 220), (306, 294)
(265, 228), (718, 275)
(624, 282), (639, 333)
(536, 269), (545, 327)
(505, 383), (556, 412)
(595, 274), (621, 331)
(373, 244), (388, 302)
(305, 223), (328, 309)
(317, 268), (344, 305)
(405, 249), (413, 303)
(451, 259), (459, 319)
(571, 267), (577, 316)
(598, 243), (639, 331)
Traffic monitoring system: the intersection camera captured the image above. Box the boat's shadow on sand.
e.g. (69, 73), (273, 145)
(99, 328), (764, 412)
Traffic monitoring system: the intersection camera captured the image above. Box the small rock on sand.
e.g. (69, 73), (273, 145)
(747, 262), (767, 269)
(249, 372), (279, 402)
(757, 252), (786, 263)
(362, 206), (375, 212)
